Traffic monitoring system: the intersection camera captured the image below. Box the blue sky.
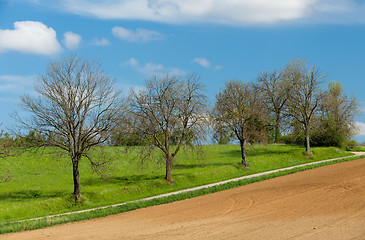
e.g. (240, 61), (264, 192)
(1, 0), (365, 142)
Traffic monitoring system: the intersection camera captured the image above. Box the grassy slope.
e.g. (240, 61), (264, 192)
(0, 144), (353, 223)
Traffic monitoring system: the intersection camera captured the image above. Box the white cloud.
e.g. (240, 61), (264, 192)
(192, 57), (222, 70)
(25, 0), (365, 25)
(63, 31), (82, 49)
(192, 58), (211, 68)
(53, 0), (317, 26)
(308, 0), (365, 24)
(89, 37), (110, 46)
(122, 58), (184, 75)
(214, 65), (223, 70)
(356, 121), (365, 136)
(139, 62), (165, 74)
(112, 26), (163, 42)
(0, 21), (61, 55)
(122, 58), (139, 68)
(117, 83), (146, 96)
(0, 75), (35, 93)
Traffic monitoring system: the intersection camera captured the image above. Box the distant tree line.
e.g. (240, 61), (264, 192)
(4, 56), (358, 200)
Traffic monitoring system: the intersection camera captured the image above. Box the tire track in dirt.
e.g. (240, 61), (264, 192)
(2, 158), (365, 240)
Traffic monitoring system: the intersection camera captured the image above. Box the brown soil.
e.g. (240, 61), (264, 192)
(2, 159), (365, 240)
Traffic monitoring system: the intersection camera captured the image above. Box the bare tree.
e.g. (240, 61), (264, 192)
(14, 56), (123, 201)
(127, 73), (208, 184)
(212, 80), (268, 168)
(282, 59), (325, 156)
(255, 70), (291, 143)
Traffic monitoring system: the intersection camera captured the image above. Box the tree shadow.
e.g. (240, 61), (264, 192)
(82, 174), (164, 186)
(0, 190), (66, 201)
(223, 147), (299, 158)
(173, 162), (233, 170)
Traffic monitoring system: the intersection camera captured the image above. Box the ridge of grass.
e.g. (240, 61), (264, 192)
(0, 144), (361, 234)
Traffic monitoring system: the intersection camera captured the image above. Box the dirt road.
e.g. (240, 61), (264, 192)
(2, 159), (365, 240)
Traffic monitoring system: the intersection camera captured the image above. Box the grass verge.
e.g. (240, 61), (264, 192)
(1, 153), (363, 234)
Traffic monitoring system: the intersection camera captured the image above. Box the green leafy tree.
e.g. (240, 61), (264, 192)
(0, 124), (14, 183)
(312, 81), (359, 148)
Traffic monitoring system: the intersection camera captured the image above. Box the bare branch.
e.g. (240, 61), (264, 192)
(124, 73), (208, 184)
(14, 55), (124, 200)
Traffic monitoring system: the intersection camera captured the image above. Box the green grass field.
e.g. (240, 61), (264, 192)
(0, 144), (354, 225)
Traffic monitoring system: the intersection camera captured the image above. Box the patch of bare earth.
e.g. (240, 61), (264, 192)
(2, 158), (365, 240)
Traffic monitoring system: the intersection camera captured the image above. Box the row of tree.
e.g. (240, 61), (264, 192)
(211, 59), (358, 167)
(3, 56), (358, 200)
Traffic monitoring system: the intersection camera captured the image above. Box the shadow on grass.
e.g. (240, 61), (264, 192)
(174, 162), (234, 170)
(0, 190), (66, 201)
(83, 174), (165, 187)
(223, 146), (301, 158)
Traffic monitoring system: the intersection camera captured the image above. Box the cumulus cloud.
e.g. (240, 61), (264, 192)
(192, 57), (222, 70)
(192, 58), (211, 68)
(122, 58), (184, 75)
(89, 37), (110, 46)
(112, 27), (163, 42)
(25, 0), (365, 25)
(0, 21), (61, 55)
(122, 58), (139, 67)
(356, 121), (365, 136)
(63, 31), (82, 49)
(54, 0), (317, 25)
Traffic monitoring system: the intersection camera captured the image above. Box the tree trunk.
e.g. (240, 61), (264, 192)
(240, 139), (249, 168)
(72, 157), (82, 201)
(305, 127), (311, 156)
(274, 114), (281, 143)
(165, 155), (174, 184)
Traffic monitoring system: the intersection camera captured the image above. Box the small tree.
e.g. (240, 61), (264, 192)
(283, 59), (325, 156)
(255, 70), (291, 143)
(312, 81), (359, 147)
(212, 80), (268, 168)
(0, 124), (12, 159)
(127, 73), (207, 184)
(14, 56), (123, 201)
(0, 124), (12, 183)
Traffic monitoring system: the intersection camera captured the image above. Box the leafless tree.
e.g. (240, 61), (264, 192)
(212, 80), (268, 168)
(13, 56), (123, 201)
(255, 70), (291, 143)
(282, 59), (325, 156)
(126, 73), (208, 184)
